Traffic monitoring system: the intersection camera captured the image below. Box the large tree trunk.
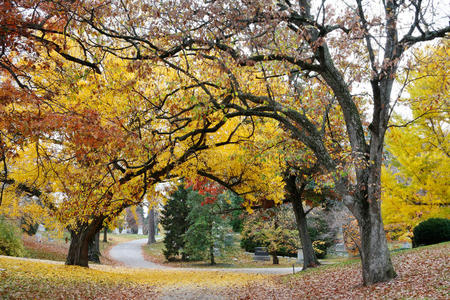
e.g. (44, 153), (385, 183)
(66, 229), (90, 267)
(66, 217), (104, 267)
(285, 173), (320, 270)
(147, 208), (156, 244)
(88, 231), (101, 263)
(316, 48), (397, 284)
(357, 201), (396, 285)
(354, 135), (396, 285)
(343, 178), (396, 285)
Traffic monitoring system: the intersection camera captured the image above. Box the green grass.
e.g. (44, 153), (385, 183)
(143, 236), (450, 270)
(142, 238), (303, 268)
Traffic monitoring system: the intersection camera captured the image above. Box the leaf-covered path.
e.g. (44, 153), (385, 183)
(109, 238), (297, 274)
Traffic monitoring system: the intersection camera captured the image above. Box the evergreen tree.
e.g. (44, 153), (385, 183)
(160, 184), (190, 261)
(184, 190), (231, 265)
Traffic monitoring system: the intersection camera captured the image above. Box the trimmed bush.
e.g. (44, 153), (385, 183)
(412, 218), (450, 247)
(0, 217), (26, 257)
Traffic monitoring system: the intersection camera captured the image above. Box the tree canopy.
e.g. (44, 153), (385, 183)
(0, 0), (448, 285)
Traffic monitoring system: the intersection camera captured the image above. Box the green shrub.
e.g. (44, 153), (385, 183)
(412, 218), (450, 247)
(0, 217), (26, 257)
(312, 240), (327, 259)
(240, 234), (267, 252)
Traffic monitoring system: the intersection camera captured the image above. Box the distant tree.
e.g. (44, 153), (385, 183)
(136, 205), (145, 233)
(147, 208), (157, 244)
(343, 217), (362, 257)
(382, 41), (450, 238)
(160, 184), (190, 261)
(184, 187), (231, 265)
(241, 206), (300, 264)
(125, 208), (139, 234)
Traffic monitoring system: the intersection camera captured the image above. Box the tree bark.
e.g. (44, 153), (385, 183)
(292, 197), (319, 269)
(284, 173), (320, 270)
(103, 227), (107, 243)
(352, 144), (397, 285)
(147, 208), (156, 244)
(66, 217), (104, 267)
(66, 229), (90, 267)
(357, 200), (396, 285)
(88, 231), (101, 263)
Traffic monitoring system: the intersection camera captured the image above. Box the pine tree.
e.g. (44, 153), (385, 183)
(184, 190), (231, 265)
(160, 184), (190, 261)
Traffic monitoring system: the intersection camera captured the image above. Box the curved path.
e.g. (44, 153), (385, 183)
(109, 239), (169, 269)
(109, 238), (298, 274)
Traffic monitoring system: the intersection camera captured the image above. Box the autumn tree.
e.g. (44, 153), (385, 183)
(283, 171), (320, 268)
(281, 135), (339, 270)
(1, 45), (249, 267)
(241, 205), (300, 264)
(2, 0), (317, 270)
(2, 0), (448, 284)
(1, 1), (104, 208)
(187, 114), (343, 270)
(125, 208), (139, 234)
(42, 0), (447, 284)
(184, 114), (345, 269)
(382, 41), (449, 237)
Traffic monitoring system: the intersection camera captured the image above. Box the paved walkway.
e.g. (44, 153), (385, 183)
(109, 239), (169, 269)
(109, 238), (299, 274)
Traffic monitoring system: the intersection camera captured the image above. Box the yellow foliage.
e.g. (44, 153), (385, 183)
(0, 256), (270, 289)
(177, 118), (287, 210)
(382, 41), (450, 237)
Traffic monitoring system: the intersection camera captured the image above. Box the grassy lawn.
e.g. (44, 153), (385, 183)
(143, 236), (308, 268)
(1, 242), (447, 299)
